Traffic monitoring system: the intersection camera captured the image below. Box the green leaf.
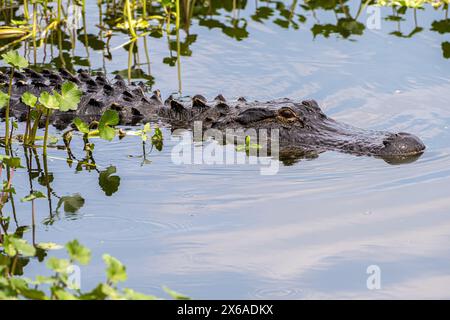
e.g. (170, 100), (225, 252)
(123, 288), (158, 300)
(1, 50), (29, 69)
(20, 191), (46, 202)
(55, 82), (82, 112)
(151, 127), (163, 151)
(65, 240), (91, 265)
(39, 91), (60, 110)
(36, 242), (63, 250)
(21, 92), (37, 108)
(73, 118), (90, 134)
(0, 91), (9, 109)
(46, 257), (71, 273)
(143, 123), (151, 133)
(99, 126), (116, 141)
(4, 236), (37, 257)
(0, 155), (23, 168)
(99, 110), (119, 141)
(98, 166), (120, 196)
(103, 254), (127, 284)
(56, 194), (85, 213)
(162, 286), (191, 300)
(53, 288), (78, 300)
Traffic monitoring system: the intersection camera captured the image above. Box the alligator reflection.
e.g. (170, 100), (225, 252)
(0, 0), (448, 88)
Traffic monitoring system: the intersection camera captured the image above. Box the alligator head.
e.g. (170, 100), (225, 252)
(162, 97), (426, 164)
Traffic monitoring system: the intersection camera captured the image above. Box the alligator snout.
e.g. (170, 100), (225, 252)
(379, 132), (426, 157)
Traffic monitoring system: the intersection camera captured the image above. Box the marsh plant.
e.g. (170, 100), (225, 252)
(0, 50), (171, 299)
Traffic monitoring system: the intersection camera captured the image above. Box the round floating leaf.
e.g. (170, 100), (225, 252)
(1, 50), (29, 69)
(39, 91), (60, 110)
(55, 82), (82, 112)
(21, 92), (37, 108)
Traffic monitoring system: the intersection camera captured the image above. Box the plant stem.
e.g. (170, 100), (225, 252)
(176, 0), (182, 94)
(29, 111), (42, 144)
(125, 0), (137, 38)
(43, 109), (50, 156)
(24, 107), (31, 144)
(5, 66), (14, 147)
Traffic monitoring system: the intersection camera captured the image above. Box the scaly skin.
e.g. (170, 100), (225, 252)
(0, 68), (426, 164)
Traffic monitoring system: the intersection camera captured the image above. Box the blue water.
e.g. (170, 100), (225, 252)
(1, 1), (450, 298)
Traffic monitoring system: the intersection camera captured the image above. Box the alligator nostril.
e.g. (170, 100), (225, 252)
(380, 132), (425, 157)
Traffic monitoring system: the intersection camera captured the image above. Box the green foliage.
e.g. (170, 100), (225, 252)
(20, 191), (46, 202)
(103, 254), (127, 284)
(0, 236), (185, 300)
(99, 110), (120, 141)
(151, 127), (164, 150)
(0, 155), (23, 169)
(0, 91), (9, 109)
(54, 82), (82, 112)
(21, 92), (37, 108)
(66, 240), (91, 265)
(73, 118), (90, 134)
(39, 92), (60, 110)
(1, 51), (28, 70)
(2, 235), (36, 257)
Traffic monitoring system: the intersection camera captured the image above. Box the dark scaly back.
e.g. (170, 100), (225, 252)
(0, 68), (164, 129)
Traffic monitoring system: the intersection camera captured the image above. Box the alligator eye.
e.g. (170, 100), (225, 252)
(278, 107), (297, 119)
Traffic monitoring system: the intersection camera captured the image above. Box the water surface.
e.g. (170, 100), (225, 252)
(1, 1), (450, 299)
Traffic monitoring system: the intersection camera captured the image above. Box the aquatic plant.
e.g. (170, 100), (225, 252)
(0, 235), (189, 300)
(1, 51), (28, 147)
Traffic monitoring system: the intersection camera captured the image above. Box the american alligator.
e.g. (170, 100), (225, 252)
(0, 68), (426, 164)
